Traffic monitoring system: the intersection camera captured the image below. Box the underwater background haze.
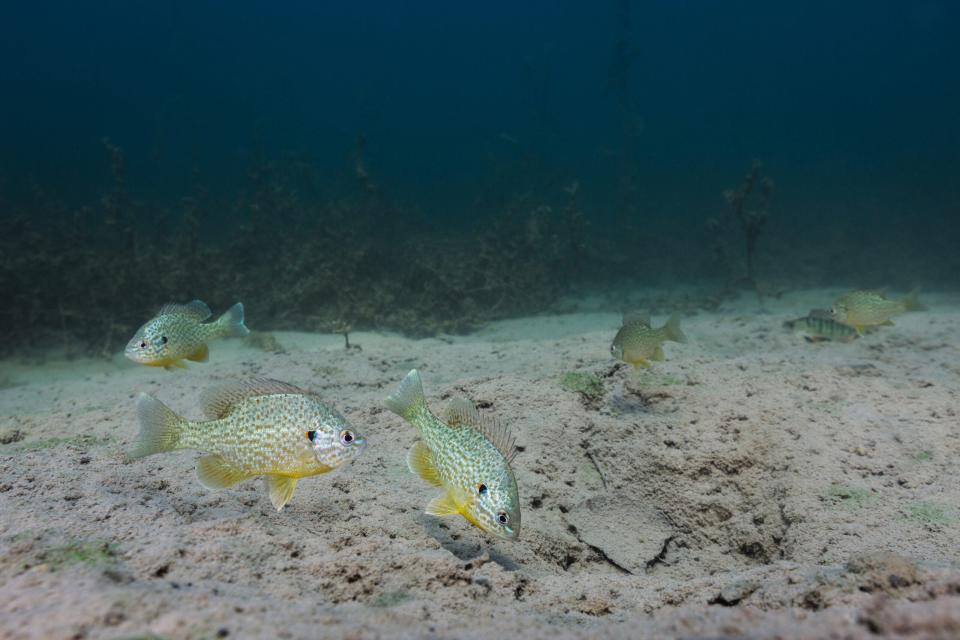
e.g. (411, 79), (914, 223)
(1, 0), (958, 351)
(4, 4), (960, 639)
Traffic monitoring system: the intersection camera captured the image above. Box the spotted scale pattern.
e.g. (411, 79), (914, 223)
(415, 404), (512, 500)
(125, 300), (248, 368)
(610, 313), (685, 368)
(613, 322), (671, 363)
(387, 370), (520, 539)
(179, 394), (361, 478)
(832, 291), (909, 328)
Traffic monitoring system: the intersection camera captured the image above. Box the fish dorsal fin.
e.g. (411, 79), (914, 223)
(408, 440), (443, 486)
(443, 397), (517, 464)
(201, 378), (309, 419)
(622, 311), (651, 328)
(807, 309), (833, 320)
(159, 299), (212, 321)
(443, 397), (482, 427)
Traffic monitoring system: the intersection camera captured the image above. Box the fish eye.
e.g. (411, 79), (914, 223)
(339, 430), (355, 445)
(160, 336), (168, 345)
(497, 512), (509, 525)
(139, 341), (147, 349)
(305, 430), (318, 442)
(477, 483), (488, 496)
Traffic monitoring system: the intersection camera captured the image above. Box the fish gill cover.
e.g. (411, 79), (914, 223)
(0, 1), (958, 355)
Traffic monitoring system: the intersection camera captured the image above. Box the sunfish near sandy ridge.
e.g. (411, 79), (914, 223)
(125, 299), (249, 369)
(386, 369), (521, 540)
(129, 378), (366, 511)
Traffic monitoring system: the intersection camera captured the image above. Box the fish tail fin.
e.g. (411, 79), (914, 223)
(129, 393), (185, 459)
(386, 369), (427, 423)
(217, 302), (250, 338)
(663, 313), (687, 344)
(902, 289), (926, 312)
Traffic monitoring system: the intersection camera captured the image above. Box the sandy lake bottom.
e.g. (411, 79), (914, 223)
(1, 288), (958, 639)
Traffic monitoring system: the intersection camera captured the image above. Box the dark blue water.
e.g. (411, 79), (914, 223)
(1, 1), (958, 347)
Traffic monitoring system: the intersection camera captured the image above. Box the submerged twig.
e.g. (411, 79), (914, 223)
(585, 449), (608, 491)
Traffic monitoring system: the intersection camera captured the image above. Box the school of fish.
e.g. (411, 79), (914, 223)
(123, 289), (925, 536)
(831, 289), (924, 332)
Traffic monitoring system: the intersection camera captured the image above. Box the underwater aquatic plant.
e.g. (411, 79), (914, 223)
(329, 320), (358, 350)
(559, 371), (605, 401)
(0, 137), (604, 355)
(710, 161), (775, 299)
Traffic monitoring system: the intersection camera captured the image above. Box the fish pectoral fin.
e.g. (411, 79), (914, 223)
(196, 455), (250, 490)
(186, 344), (210, 362)
(650, 345), (665, 361)
(407, 440), (443, 487)
(265, 476), (298, 511)
(425, 489), (464, 517)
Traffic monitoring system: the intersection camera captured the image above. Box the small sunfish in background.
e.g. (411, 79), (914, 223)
(610, 312), (687, 369)
(831, 289), (924, 333)
(125, 300), (250, 369)
(385, 369), (520, 540)
(129, 379), (365, 511)
(784, 309), (859, 343)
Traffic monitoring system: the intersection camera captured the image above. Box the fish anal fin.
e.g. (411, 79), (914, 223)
(265, 476), (298, 511)
(425, 489), (463, 517)
(164, 360), (188, 371)
(443, 397), (516, 464)
(201, 378), (310, 419)
(408, 440), (442, 486)
(630, 358), (651, 369)
(196, 455), (250, 490)
(186, 344), (209, 363)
